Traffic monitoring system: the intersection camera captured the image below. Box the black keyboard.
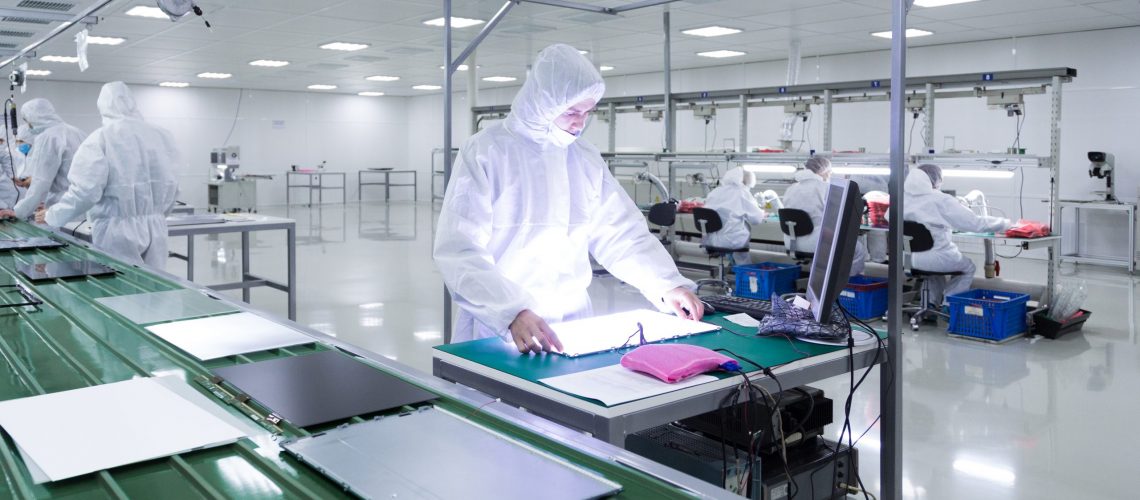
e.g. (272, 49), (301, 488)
(702, 295), (774, 320)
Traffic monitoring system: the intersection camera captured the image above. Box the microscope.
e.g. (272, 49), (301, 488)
(1088, 151), (1115, 201)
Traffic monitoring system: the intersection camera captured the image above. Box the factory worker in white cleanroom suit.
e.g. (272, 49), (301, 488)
(904, 164), (1011, 304)
(782, 156), (867, 275)
(38, 82), (180, 268)
(434, 44), (703, 354)
(702, 166), (766, 265)
(12, 98), (85, 220)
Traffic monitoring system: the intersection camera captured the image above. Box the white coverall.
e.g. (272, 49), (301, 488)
(702, 167), (766, 265)
(434, 44), (694, 343)
(902, 170), (1010, 303)
(782, 169), (867, 275)
(45, 82), (180, 269)
(0, 146), (16, 210)
(12, 98), (85, 219)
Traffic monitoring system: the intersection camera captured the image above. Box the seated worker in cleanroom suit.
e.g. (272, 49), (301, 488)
(781, 156), (867, 276)
(903, 164), (1011, 304)
(702, 166), (766, 265)
(38, 82), (180, 269)
(12, 98), (86, 220)
(434, 44), (704, 355)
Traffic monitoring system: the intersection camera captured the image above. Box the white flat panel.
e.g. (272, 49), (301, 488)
(551, 309), (719, 357)
(145, 312), (314, 361)
(0, 378), (246, 483)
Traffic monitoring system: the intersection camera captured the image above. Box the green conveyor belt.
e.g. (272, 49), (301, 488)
(0, 221), (697, 499)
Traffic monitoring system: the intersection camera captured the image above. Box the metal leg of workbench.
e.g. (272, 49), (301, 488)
(385, 172), (391, 201)
(241, 231), (251, 304)
(357, 171), (362, 202)
(1129, 205), (1136, 273)
(186, 234), (195, 281)
(287, 226), (296, 320)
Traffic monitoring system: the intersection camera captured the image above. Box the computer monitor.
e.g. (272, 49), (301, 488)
(806, 179), (863, 323)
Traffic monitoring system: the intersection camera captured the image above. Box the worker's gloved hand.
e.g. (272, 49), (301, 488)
(14, 177), (30, 188)
(33, 208), (46, 224)
(663, 287), (705, 321)
(0, 209), (15, 221)
(509, 309), (563, 355)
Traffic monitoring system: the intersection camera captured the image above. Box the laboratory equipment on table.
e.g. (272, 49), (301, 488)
(207, 146), (258, 213)
(1088, 151), (1116, 201)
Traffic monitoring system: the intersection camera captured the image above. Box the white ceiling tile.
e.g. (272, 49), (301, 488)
(955, 5), (1109, 29)
(911, 0), (1079, 21)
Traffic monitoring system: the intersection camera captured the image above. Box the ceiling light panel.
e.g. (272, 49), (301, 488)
(319, 42), (370, 51)
(697, 50), (746, 58)
(682, 26), (742, 37)
(86, 36), (126, 45)
(422, 17), (485, 28)
(871, 29), (933, 39)
(125, 6), (167, 19)
(249, 59), (290, 67)
(197, 72), (232, 79)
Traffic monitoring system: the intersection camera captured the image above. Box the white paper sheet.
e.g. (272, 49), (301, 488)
(0, 377), (247, 483)
(550, 309), (720, 357)
(146, 312), (313, 360)
(540, 365), (717, 406)
(725, 313), (760, 328)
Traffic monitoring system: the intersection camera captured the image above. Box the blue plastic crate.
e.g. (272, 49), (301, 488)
(838, 276), (888, 320)
(733, 262), (799, 300)
(947, 289), (1030, 342)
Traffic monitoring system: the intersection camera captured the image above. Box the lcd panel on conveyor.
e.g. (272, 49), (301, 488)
(212, 350), (438, 427)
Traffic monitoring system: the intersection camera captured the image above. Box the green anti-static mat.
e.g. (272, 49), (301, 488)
(95, 289), (239, 325)
(434, 313), (885, 404)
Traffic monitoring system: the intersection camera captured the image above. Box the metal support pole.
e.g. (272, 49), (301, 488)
(468, 51), (478, 135)
(924, 82), (935, 152)
(443, 0), (455, 344)
(822, 89), (834, 153)
(738, 94), (748, 152)
(884, 0), (910, 498)
(608, 102), (617, 153)
(663, 9), (675, 152)
(1047, 74), (1063, 303)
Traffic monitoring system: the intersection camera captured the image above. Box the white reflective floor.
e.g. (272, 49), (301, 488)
(171, 200), (1139, 500)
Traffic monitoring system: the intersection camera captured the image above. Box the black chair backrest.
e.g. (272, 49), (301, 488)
(777, 209), (814, 237)
(691, 207), (723, 234)
(903, 221), (935, 253)
(647, 202), (677, 227)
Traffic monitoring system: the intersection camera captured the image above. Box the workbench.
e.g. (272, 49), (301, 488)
(59, 214), (298, 321)
(862, 226), (1062, 300)
(434, 314), (886, 447)
(1058, 200), (1136, 272)
(285, 171), (346, 206)
(0, 219), (734, 499)
(358, 168), (417, 202)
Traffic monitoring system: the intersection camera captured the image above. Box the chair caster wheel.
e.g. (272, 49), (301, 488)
(910, 318), (920, 331)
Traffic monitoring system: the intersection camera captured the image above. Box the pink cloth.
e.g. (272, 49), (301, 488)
(620, 344), (735, 383)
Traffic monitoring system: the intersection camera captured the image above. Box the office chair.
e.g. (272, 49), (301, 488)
(691, 207), (749, 294)
(778, 208), (815, 263)
(902, 220), (963, 331)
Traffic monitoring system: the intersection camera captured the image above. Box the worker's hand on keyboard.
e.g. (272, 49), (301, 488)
(664, 286), (705, 321)
(509, 309), (563, 355)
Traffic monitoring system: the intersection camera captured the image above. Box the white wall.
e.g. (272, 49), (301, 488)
(19, 82), (411, 207)
(413, 26), (1140, 261)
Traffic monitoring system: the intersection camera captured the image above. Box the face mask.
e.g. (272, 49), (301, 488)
(18, 143), (31, 155)
(548, 124), (579, 148)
